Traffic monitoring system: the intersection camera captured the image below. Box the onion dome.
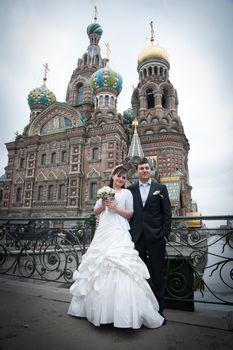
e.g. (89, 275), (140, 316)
(87, 8), (103, 45)
(138, 43), (169, 64)
(28, 64), (56, 110)
(28, 83), (56, 109)
(87, 22), (103, 37)
(89, 66), (123, 96)
(122, 107), (133, 125)
(138, 21), (169, 64)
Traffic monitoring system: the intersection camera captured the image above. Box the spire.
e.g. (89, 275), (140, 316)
(127, 119), (144, 158)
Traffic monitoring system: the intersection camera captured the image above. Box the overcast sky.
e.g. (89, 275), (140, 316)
(0, 0), (232, 222)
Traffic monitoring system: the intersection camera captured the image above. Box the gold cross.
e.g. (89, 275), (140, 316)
(132, 118), (139, 129)
(43, 63), (50, 82)
(94, 6), (98, 21)
(150, 21), (155, 43)
(105, 42), (111, 61)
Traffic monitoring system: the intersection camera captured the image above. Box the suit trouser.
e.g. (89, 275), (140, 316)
(135, 232), (166, 313)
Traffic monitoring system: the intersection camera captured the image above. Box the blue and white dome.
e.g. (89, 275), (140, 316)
(89, 67), (123, 96)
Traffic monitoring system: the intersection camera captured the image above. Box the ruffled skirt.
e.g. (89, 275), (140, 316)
(68, 214), (164, 329)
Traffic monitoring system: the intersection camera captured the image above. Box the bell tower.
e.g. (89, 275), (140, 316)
(66, 8), (107, 118)
(131, 21), (192, 214)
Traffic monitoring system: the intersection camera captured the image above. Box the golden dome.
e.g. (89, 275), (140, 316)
(138, 43), (170, 64)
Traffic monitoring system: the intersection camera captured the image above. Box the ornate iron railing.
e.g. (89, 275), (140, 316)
(165, 215), (233, 310)
(0, 216), (96, 282)
(0, 215), (232, 310)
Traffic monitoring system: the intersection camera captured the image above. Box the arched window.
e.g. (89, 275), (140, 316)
(51, 152), (56, 164)
(151, 117), (159, 124)
(0, 189), (3, 201)
(19, 158), (25, 169)
(84, 54), (88, 65)
(146, 89), (155, 109)
(95, 55), (99, 65)
(99, 95), (103, 106)
(61, 151), (68, 163)
(145, 130), (154, 135)
(162, 89), (169, 108)
(41, 153), (46, 165)
(110, 96), (115, 107)
(96, 97), (98, 107)
(92, 148), (99, 160)
(48, 185), (54, 201)
(148, 66), (152, 76)
(58, 184), (65, 200)
(76, 84), (84, 105)
(140, 120), (147, 126)
(162, 117), (168, 124)
(90, 183), (97, 200)
(16, 187), (22, 202)
(37, 186), (43, 201)
(104, 95), (109, 107)
(159, 128), (167, 133)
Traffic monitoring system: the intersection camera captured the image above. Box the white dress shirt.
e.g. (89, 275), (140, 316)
(139, 180), (151, 206)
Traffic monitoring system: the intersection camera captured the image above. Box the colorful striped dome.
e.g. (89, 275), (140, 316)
(87, 22), (103, 36)
(89, 67), (123, 95)
(28, 83), (56, 109)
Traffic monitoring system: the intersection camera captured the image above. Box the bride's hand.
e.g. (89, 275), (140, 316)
(102, 198), (108, 207)
(103, 199), (117, 211)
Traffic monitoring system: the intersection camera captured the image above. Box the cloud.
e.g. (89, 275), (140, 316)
(0, 0), (232, 220)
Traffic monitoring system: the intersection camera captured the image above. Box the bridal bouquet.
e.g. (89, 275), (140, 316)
(97, 186), (115, 213)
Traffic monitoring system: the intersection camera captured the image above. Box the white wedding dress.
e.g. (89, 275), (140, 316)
(68, 189), (164, 329)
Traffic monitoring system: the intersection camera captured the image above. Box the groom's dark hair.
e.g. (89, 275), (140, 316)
(136, 158), (152, 170)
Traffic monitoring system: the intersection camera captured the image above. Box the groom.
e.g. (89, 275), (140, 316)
(128, 158), (172, 322)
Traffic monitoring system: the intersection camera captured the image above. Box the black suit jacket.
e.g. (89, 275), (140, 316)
(128, 180), (172, 243)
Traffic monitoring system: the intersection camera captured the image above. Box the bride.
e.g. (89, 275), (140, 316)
(68, 165), (164, 329)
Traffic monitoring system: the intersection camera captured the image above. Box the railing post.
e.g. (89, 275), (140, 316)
(89, 214), (96, 239)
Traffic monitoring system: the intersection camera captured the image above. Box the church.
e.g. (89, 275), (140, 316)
(0, 13), (194, 219)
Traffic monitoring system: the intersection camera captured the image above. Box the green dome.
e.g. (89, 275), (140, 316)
(87, 22), (103, 36)
(28, 83), (56, 109)
(89, 67), (123, 96)
(123, 107), (133, 124)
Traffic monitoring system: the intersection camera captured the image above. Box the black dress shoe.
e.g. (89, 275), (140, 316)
(159, 312), (167, 325)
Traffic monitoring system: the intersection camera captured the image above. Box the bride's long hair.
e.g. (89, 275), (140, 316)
(109, 165), (128, 188)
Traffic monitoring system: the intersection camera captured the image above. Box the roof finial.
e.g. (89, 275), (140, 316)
(132, 118), (139, 130)
(94, 6), (98, 22)
(150, 21), (155, 44)
(43, 63), (50, 84)
(105, 42), (111, 65)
